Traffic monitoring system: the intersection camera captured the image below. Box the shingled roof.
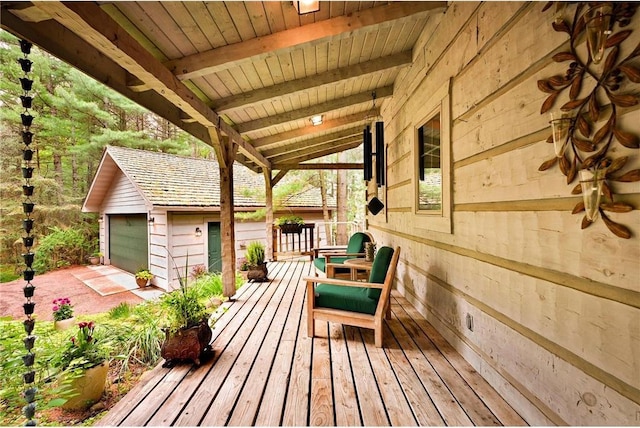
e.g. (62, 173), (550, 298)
(83, 145), (334, 210)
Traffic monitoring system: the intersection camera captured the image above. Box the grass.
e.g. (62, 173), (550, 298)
(0, 265), (20, 283)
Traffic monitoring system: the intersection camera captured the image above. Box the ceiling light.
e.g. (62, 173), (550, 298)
(310, 115), (323, 126)
(293, 0), (320, 15)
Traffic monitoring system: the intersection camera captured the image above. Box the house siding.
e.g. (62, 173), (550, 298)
(373, 2), (639, 425)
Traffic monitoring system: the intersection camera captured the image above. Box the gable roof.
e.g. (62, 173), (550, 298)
(83, 145), (335, 212)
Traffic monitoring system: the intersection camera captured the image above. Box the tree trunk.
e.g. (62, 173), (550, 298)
(336, 152), (348, 245)
(71, 152), (78, 196)
(53, 153), (63, 202)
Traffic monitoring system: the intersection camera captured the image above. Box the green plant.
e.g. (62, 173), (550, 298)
(135, 268), (153, 280)
(245, 241), (265, 267)
(57, 321), (110, 372)
(33, 226), (94, 273)
(52, 297), (74, 321)
(160, 251), (210, 333)
(0, 265), (20, 283)
(108, 302), (133, 319)
(274, 215), (304, 226)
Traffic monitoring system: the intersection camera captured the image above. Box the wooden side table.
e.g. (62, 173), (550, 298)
(343, 258), (373, 281)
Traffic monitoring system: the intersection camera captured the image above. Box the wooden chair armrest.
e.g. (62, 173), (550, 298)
(304, 276), (383, 289)
(324, 252), (364, 263)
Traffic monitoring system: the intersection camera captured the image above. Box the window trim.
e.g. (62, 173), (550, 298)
(413, 78), (452, 234)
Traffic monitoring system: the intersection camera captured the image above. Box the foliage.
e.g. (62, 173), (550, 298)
(160, 251), (209, 332)
(190, 264), (207, 279)
(52, 297), (74, 321)
(193, 272), (224, 300)
(108, 302), (133, 319)
(56, 321), (110, 372)
(134, 268), (153, 280)
(237, 257), (249, 271)
(275, 215), (304, 226)
(245, 241), (265, 267)
(0, 265), (19, 283)
(0, 30), (209, 267)
(160, 285), (208, 333)
(32, 226), (94, 273)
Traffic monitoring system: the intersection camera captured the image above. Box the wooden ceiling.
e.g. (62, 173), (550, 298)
(2, 1), (446, 172)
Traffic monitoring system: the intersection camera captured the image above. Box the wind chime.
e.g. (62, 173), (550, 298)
(19, 38), (38, 426)
(363, 92), (385, 215)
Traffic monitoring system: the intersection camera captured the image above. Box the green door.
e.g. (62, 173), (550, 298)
(109, 214), (148, 274)
(208, 222), (222, 273)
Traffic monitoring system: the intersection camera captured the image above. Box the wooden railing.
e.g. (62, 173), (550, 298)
(272, 223), (315, 261)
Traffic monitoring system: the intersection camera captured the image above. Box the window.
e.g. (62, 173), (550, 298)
(418, 113), (442, 212)
(414, 78), (451, 234)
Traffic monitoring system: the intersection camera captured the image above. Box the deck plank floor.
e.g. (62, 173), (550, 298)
(98, 260), (527, 426)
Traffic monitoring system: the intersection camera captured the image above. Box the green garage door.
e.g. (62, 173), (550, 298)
(109, 214), (148, 274)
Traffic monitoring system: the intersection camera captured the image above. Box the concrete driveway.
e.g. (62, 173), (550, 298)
(0, 265), (162, 321)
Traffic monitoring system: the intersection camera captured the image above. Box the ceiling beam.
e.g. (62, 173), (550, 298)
(213, 51), (411, 112)
(252, 112), (376, 150)
(261, 126), (363, 158)
(274, 163), (364, 171)
(270, 137), (362, 164)
(237, 85), (393, 134)
(1, 7), (216, 146)
(165, 2), (446, 80)
(29, 1), (270, 169)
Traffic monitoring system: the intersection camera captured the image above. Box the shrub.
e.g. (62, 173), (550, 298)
(245, 241), (265, 267)
(33, 226), (93, 273)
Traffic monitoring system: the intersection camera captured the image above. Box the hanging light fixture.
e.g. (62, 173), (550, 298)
(364, 91), (379, 121)
(293, 0), (320, 15)
(585, 3), (613, 64)
(310, 114), (323, 126)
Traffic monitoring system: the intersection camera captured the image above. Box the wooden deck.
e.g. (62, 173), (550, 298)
(98, 260), (527, 426)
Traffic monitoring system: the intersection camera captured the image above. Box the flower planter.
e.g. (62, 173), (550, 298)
(279, 223), (302, 234)
(61, 361), (108, 409)
(161, 321), (213, 367)
(88, 256), (100, 265)
(247, 262), (268, 282)
(136, 277), (149, 288)
(54, 317), (76, 331)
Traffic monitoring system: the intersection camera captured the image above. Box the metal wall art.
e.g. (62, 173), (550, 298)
(538, 2), (639, 238)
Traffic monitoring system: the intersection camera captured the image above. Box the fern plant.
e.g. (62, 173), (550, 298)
(245, 241), (265, 267)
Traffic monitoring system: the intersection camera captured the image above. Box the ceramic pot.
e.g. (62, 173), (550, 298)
(54, 317), (76, 331)
(136, 277), (149, 288)
(61, 361), (108, 409)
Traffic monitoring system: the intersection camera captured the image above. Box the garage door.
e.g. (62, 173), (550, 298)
(109, 214), (148, 274)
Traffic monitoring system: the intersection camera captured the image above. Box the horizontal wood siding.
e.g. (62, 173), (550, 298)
(102, 170), (148, 213)
(373, 1), (640, 425)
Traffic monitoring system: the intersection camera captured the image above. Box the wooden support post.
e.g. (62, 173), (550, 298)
(219, 136), (238, 298)
(264, 169), (274, 262)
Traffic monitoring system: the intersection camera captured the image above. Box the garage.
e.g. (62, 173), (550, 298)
(108, 214), (148, 274)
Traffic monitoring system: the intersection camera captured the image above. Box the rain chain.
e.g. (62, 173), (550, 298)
(19, 38), (38, 427)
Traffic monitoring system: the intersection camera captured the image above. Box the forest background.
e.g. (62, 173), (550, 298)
(0, 30), (364, 279)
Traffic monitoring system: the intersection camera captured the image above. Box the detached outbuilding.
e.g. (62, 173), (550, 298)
(82, 145), (334, 290)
